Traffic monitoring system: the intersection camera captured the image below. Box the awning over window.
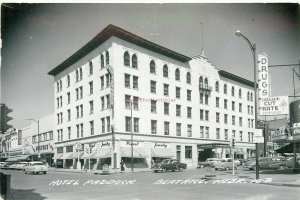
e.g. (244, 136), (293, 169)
(151, 148), (173, 158)
(81, 153), (91, 159)
(53, 154), (63, 159)
(90, 149), (111, 159)
(6, 155), (30, 162)
(121, 147), (147, 158)
(72, 151), (84, 159)
(60, 152), (73, 159)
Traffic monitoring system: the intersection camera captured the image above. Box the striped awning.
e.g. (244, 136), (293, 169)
(151, 148), (173, 158)
(90, 149), (111, 159)
(53, 154), (63, 159)
(121, 147), (147, 158)
(72, 151), (84, 159)
(60, 152), (73, 159)
(6, 155), (30, 162)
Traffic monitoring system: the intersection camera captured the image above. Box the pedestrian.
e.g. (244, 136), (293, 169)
(120, 160), (125, 172)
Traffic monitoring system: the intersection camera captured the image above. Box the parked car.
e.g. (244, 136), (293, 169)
(1, 162), (13, 170)
(212, 158), (239, 171)
(197, 158), (221, 168)
(248, 157), (286, 170)
(268, 157), (298, 170)
(24, 161), (48, 174)
(16, 162), (28, 170)
(152, 159), (187, 173)
(222, 158), (241, 166)
(0, 162), (6, 168)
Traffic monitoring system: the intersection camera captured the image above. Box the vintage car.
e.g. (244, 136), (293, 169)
(268, 157), (297, 170)
(197, 158), (221, 168)
(248, 157), (286, 170)
(212, 158), (239, 170)
(152, 159), (187, 173)
(24, 161), (48, 174)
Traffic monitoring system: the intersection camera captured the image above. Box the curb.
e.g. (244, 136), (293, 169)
(259, 182), (300, 188)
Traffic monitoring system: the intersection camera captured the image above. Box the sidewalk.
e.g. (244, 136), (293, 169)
(48, 167), (152, 174)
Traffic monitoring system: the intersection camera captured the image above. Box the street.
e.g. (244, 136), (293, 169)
(1, 168), (300, 200)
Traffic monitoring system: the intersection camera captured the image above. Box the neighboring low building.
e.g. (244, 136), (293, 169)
(0, 129), (23, 161)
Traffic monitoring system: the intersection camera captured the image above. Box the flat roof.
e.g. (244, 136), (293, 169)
(48, 24), (192, 76)
(218, 70), (255, 88)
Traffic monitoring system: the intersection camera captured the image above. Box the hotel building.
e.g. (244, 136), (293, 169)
(48, 24), (256, 169)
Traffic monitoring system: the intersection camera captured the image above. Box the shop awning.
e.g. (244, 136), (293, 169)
(81, 153), (91, 159)
(53, 154), (63, 159)
(90, 149), (111, 159)
(60, 152), (73, 159)
(151, 148), (173, 158)
(234, 148), (243, 154)
(275, 143), (300, 153)
(121, 147), (147, 158)
(72, 151), (84, 159)
(6, 155), (30, 162)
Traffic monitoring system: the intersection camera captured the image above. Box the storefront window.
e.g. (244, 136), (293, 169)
(185, 146), (192, 159)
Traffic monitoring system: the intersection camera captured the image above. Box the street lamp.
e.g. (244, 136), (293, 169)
(235, 30), (259, 179)
(130, 100), (133, 172)
(26, 118), (40, 160)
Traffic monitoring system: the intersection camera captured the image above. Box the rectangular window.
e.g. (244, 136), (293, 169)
(151, 120), (157, 134)
(106, 74), (110, 88)
(251, 106), (254, 115)
(216, 97), (220, 108)
(68, 127), (71, 139)
(125, 95), (131, 109)
(151, 100), (156, 113)
(164, 103), (169, 115)
(187, 125), (192, 137)
(67, 92), (70, 104)
(205, 111), (209, 121)
(102, 118), (105, 133)
(239, 103), (242, 112)
(185, 146), (192, 159)
(90, 121), (94, 135)
(187, 90), (191, 101)
(89, 81), (93, 95)
(232, 130), (236, 139)
(107, 117), (110, 132)
(200, 93), (203, 104)
(80, 86), (83, 99)
(133, 76), (138, 89)
(133, 96), (139, 110)
(248, 132), (251, 142)
(89, 61), (93, 75)
(216, 112), (220, 123)
(176, 87), (181, 98)
(125, 74), (130, 88)
(76, 106), (79, 118)
(101, 97), (105, 110)
(134, 118), (139, 133)
(100, 76), (104, 90)
(232, 116), (235, 126)
(176, 105), (181, 117)
(80, 105), (83, 117)
(125, 117), (131, 132)
(216, 128), (220, 139)
(176, 123), (181, 136)
(248, 106), (250, 115)
(239, 117), (242, 126)
(200, 109), (204, 120)
(224, 114), (228, 124)
(240, 131), (243, 141)
(150, 80), (156, 93)
(225, 129), (228, 140)
(200, 126), (204, 138)
(205, 127), (209, 138)
(187, 107), (192, 118)
(80, 124), (83, 137)
(164, 122), (170, 135)
(205, 94), (208, 105)
(76, 88), (79, 100)
(232, 101), (235, 111)
(90, 101), (94, 114)
(106, 94), (111, 109)
(164, 84), (169, 96)
(224, 99), (228, 109)
(76, 125), (79, 138)
(67, 109), (71, 121)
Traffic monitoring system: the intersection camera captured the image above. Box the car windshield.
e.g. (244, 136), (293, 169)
(162, 160), (170, 164)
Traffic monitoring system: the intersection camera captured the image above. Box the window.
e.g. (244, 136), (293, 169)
(125, 74), (130, 88)
(176, 105), (181, 117)
(89, 81), (93, 95)
(59, 80), (62, 91)
(132, 54), (137, 68)
(164, 84), (169, 96)
(100, 76), (104, 90)
(232, 116), (236, 125)
(106, 74), (110, 88)
(224, 84), (227, 94)
(204, 78), (208, 88)
(205, 127), (209, 138)
(79, 67), (83, 81)
(151, 120), (157, 134)
(224, 99), (228, 109)
(176, 123), (181, 136)
(187, 125), (192, 137)
(80, 124), (83, 137)
(232, 130), (236, 139)
(215, 81), (219, 92)
(76, 70), (79, 82)
(150, 60), (156, 74)
(124, 51), (130, 66)
(101, 97), (105, 110)
(205, 110), (209, 121)
(150, 80), (156, 93)
(200, 109), (204, 120)
(248, 132), (251, 142)
(68, 127), (71, 139)
(239, 117), (242, 126)
(200, 93), (204, 104)
(216, 112), (220, 123)
(239, 89), (242, 99)
(90, 121), (94, 135)
(164, 122), (170, 135)
(57, 130), (60, 141)
(216, 97), (220, 108)
(251, 106), (254, 115)
(50, 131), (53, 140)
(187, 90), (191, 101)
(224, 114), (228, 124)
(101, 54), (104, 68)
(185, 146), (192, 159)
(176, 87), (181, 98)
(106, 95), (110, 109)
(187, 107), (192, 118)
(89, 101), (94, 114)
(240, 131), (243, 141)
(76, 88), (79, 100)
(89, 61), (93, 75)
(67, 75), (70, 87)
(205, 94), (208, 105)
(125, 117), (131, 132)
(186, 72), (191, 84)
(106, 50), (110, 65)
(163, 65), (168, 77)
(67, 92), (70, 104)
(231, 86), (235, 96)
(239, 103), (242, 112)
(151, 100), (156, 113)
(76, 106), (79, 118)
(232, 101), (235, 111)
(247, 92), (250, 101)
(199, 76), (203, 88)
(80, 105), (83, 117)
(67, 109), (71, 121)
(175, 68), (180, 81)
(248, 119), (251, 128)
(216, 128), (220, 139)
(133, 96), (139, 110)
(200, 126), (204, 138)
(164, 103), (169, 115)
(102, 118), (105, 133)
(107, 117), (110, 132)
(225, 129), (228, 140)
(248, 106), (250, 115)
(125, 95), (131, 109)
(133, 76), (138, 89)
(250, 93), (253, 101)
(134, 118), (139, 133)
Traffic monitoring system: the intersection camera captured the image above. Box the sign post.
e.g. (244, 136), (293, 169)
(75, 143), (82, 170)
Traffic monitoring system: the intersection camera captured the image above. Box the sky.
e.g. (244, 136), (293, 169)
(1, 3), (299, 129)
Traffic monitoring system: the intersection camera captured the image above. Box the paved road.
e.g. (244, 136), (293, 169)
(1, 168), (300, 200)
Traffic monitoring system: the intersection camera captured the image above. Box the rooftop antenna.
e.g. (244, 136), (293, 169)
(201, 22), (205, 56)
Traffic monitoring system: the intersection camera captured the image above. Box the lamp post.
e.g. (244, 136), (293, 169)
(26, 118), (40, 160)
(235, 30), (259, 180)
(130, 99), (133, 172)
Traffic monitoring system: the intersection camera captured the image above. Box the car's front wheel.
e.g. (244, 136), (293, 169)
(43, 171), (47, 174)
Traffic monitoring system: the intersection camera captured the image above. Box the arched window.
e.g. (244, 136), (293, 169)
(150, 60), (156, 74)
(124, 51), (130, 66)
(105, 51), (109, 65)
(204, 78), (208, 88)
(199, 76), (203, 88)
(163, 65), (168, 77)
(67, 75), (70, 87)
(215, 81), (219, 92)
(175, 68), (180, 81)
(76, 70), (79, 82)
(231, 86), (235, 96)
(186, 72), (191, 84)
(224, 84), (227, 94)
(101, 54), (104, 68)
(250, 92), (253, 101)
(89, 61), (93, 75)
(132, 54), (137, 68)
(79, 67), (83, 80)
(239, 89), (242, 98)
(247, 92), (250, 101)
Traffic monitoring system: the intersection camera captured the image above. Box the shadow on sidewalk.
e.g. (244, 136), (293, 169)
(8, 188), (46, 200)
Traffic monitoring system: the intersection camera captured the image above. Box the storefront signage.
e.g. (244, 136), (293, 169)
(121, 141), (144, 147)
(95, 141), (111, 149)
(258, 53), (270, 99)
(259, 96), (289, 115)
(152, 143), (169, 148)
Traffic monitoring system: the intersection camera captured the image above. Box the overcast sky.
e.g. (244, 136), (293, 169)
(1, 3), (299, 129)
